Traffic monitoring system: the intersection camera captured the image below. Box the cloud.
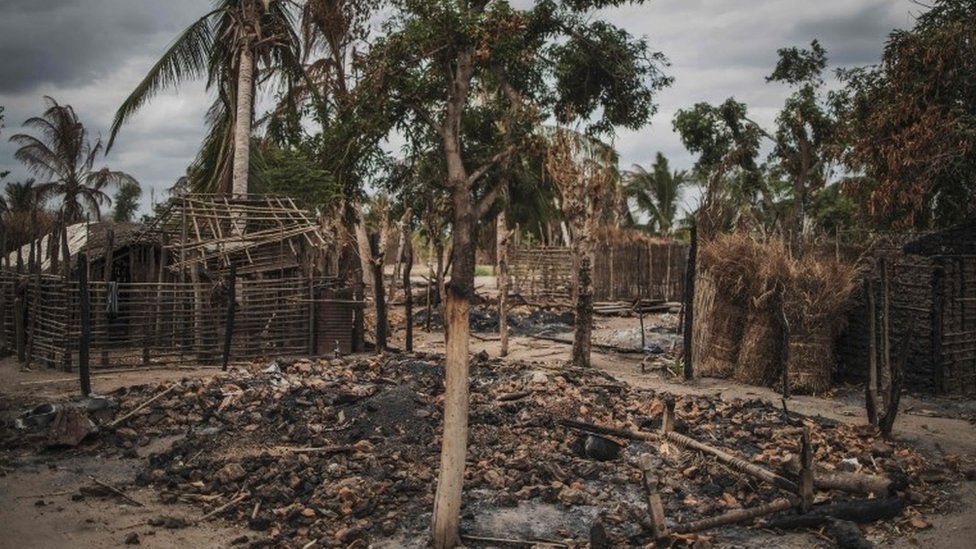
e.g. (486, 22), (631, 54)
(0, 0), (924, 219)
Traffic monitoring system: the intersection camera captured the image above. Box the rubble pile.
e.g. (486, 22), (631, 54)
(82, 353), (938, 547)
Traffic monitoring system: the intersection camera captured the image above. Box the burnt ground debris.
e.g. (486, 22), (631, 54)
(0, 351), (958, 548)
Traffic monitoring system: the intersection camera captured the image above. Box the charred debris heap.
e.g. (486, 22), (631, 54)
(4, 352), (945, 548)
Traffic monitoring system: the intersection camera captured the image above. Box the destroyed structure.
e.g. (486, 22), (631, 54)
(0, 194), (360, 370)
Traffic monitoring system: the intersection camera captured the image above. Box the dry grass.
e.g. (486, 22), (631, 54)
(697, 232), (862, 392)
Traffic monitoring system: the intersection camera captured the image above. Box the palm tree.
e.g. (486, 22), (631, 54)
(9, 97), (137, 224)
(1, 179), (40, 215)
(108, 0), (302, 195)
(624, 152), (688, 237)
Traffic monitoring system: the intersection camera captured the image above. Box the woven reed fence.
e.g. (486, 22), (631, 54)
(509, 240), (688, 304)
(0, 269), (337, 370)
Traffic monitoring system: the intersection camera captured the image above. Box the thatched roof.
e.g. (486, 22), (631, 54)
(903, 219), (976, 256)
(6, 221), (158, 272)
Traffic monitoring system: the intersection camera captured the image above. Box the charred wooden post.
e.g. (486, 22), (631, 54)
(799, 426), (814, 512)
(78, 253), (92, 397)
(879, 257), (892, 410)
(369, 233), (387, 352)
(637, 246), (646, 350)
(674, 498), (794, 534)
(639, 454), (670, 540)
(880, 319), (913, 438)
(222, 263), (237, 371)
(866, 277), (879, 426)
(661, 397), (675, 434)
(682, 224), (696, 380)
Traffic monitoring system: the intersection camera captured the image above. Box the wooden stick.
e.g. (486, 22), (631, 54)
(460, 534), (567, 548)
(674, 498), (794, 534)
(799, 426), (814, 512)
(558, 419), (657, 442)
(866, 278), (879, 426)
(198, 493), (247, 523)
(639, 454), (670, 539)
(279, 445), (356, 455)
(88, 475), (143, 507)
(106, 383), (179, 428)
(496, 390), (532, 402)
(664, 430), (800, 494)
(815, 472), (892, 497)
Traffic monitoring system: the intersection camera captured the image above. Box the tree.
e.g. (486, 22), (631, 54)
(624, 152), (688, 236)
(112, 181), (142, 222)
(360, 2), (669, 545)
(9, 97), (137, 224)
(673, 98), (764, 238)
(837, 0), (976, 228)
(109, 0), (303, 194)
(766, 40), (838, 256)
(546, 128), (615, 368)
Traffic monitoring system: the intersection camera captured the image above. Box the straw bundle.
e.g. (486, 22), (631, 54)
(696, 234), (767, 378)
(782, 252), (862, 394)
(733, 239), (791, 386)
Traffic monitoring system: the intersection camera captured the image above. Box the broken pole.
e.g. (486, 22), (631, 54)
(101, 229), (114, 367)
(639, 454), (670, 540)
(799, 426), (814, 512)
(674, 498), (794, 534)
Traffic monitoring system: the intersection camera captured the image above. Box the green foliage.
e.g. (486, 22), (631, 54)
(110, 0), (304, 194)
(251, 142), (342, 209)
(112, 181), (142, 222)
(624, 152), (688, 236)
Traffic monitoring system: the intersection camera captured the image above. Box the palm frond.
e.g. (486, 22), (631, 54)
(108, 12), (218, 150)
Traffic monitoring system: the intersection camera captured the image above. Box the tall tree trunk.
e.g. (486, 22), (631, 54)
(403, 237), (414, 352)
(496, 210), (510, 357)
(232, 43), (254, 196)
(432, 48), (475, 549)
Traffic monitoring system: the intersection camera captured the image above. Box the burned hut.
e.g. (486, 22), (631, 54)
(1, 194), (361, 371)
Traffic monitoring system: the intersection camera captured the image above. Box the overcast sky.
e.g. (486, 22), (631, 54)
(0, 0), (924, 217)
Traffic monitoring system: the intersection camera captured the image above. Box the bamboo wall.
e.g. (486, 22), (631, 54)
(508, 240), (688, 303)
(0, 269), (343, 370)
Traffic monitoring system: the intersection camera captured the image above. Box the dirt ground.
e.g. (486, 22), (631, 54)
(2, 289), (976, 547)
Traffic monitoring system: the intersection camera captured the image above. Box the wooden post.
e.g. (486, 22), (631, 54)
(779, 287), (791, 399)
(682, 225), (696, 380)
(866, 278), (879, 426)
(78, 253), (92, 397)
(799, 426), (814, 512)
(879, 257), (892, 410)
(637, 245), (646, 350)
(404, 237), (414, 352)
(60, 221), (70, 279)
(15, 295), (26, 363)
(496, 211), (509, 357)
(932, 261), (945, 392)
(674, 498), (794, 534)
(639, 454), (670, 540)
(101, 229), (114, 367)
(661, 397), (675, 434)
(222, 263), (237, 371)
(369, 233), (387, 352)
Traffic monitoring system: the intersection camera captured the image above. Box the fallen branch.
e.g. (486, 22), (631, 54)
(815, 471), (893, 497)
(638, 454), (670, 539)
(766, 497), (905, 529)
(664, 430), (800, 494)
(279, 445), (355, 455)
(88, 475), (144, 507)
(674, 497), (795, 534)
(496, 390), (533, 402)
(558, 419), (656, 442)
(107, 383), (179, 428)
